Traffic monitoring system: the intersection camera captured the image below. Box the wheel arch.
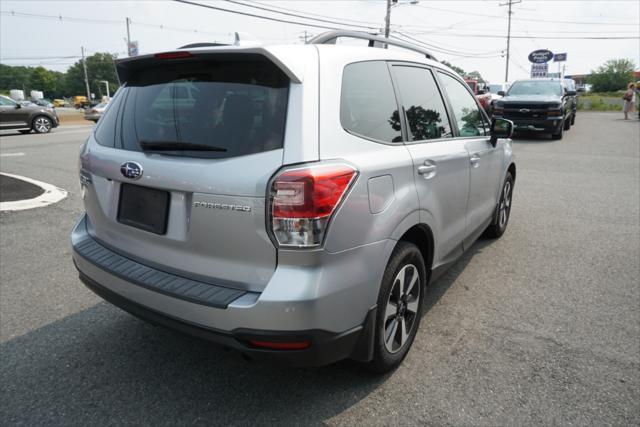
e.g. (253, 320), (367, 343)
(397, 223), (434, 277)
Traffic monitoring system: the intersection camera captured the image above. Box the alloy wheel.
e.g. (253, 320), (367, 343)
(499, 180), (512, 229)
(34, 117), (51, 133)
(383, 264), (420, 354)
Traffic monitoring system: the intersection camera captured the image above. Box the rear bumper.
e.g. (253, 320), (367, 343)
(78, 271), (375, 366)
(71, 214), (387, 366)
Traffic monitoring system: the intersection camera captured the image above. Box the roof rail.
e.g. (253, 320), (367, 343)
(308, 30), (437, 61)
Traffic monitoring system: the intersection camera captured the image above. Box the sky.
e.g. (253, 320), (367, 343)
(1, 0), (638, 83)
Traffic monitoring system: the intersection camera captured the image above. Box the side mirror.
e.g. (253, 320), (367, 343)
(490, 118), (513, 146)
(15, 103), (21, 109)
(497, 91), (506, 96)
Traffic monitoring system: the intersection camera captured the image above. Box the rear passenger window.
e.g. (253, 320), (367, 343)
(341, 61), (402, 143)
(392, 66), (452, 141)
(438, 72), (486, 137)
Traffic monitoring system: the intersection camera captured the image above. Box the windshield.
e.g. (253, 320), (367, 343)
(96, 58), (289, 159)
(508, 81), (562, 96)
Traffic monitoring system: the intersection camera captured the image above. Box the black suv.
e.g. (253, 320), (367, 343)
(0, 95), (59, 134)
(492, 78), (576, 140)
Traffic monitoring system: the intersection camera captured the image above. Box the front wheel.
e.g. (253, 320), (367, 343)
(32, 116), (52, 133)
(570, 113), (576, 125)
(551, 123), (564, 140)
(369, 241), (426, 373)
(563, 116), (571, 131)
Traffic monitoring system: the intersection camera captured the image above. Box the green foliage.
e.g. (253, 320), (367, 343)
(587, 59), (636, 93)
(577, 96), (623, 111)
(0, 52), (119, 99)
(440, 60), (465, 77)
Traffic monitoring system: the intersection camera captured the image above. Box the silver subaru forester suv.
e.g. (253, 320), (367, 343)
(71, 31), (515, 372)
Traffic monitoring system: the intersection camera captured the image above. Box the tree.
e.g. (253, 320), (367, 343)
(466, 70), (485, 83)
(65, 52), (119, 98)
(587, 59), (636, 92)
(440, 60), (465, 77)
(28, 67), (57, 94)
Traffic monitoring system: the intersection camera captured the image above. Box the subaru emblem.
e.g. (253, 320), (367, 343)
(120, 161), (143, 180)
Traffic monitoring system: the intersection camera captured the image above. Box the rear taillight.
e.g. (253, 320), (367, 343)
(269, 163), (357, 248)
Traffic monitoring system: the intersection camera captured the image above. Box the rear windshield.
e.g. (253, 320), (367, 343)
(99, 58), (289, 158)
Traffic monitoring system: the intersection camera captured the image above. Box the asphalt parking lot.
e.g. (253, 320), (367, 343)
(1, 113), (638, 425)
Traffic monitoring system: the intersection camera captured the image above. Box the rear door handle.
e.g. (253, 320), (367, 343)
(417, 161), (437, 179)
(470, 154), (481, 167)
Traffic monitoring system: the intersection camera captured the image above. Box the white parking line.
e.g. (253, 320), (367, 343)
(0, 152), (25, 157)
(0, 172), (68, 212)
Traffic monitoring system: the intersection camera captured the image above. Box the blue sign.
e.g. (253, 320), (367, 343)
(554, 53), (567, 62)
(528, 49), (554, 64)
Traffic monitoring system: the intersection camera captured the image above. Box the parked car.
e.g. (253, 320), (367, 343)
(492, 78), (576, 140)
(488, 83), (510, 101)
(464, 78), (492, 112)
(32, 98), (54, 108)
(84, 102), (109, 123)
(0, 94), (60, 133)
(71, 31), (516, 372)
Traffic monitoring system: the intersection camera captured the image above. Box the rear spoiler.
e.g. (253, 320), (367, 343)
(114, 47), (304, 85)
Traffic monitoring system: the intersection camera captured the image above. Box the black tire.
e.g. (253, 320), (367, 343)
(32, 116), (52, 134)
(570, 113), (576, 125)
(18, 129), (31, 134)
(369, 241), (426, 374)
(563, 116), (571, 131)
(484, 172), (514, 239)
(551, 123), (564, 140)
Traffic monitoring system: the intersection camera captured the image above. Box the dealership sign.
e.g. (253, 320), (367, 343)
(528, 49), (554, 64)
(554, 53), (567, 62)
(531, 63), (549, 78)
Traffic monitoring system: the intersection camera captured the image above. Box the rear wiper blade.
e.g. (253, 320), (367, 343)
(139, 141), (227, 152)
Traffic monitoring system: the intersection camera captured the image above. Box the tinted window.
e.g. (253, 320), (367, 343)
(438, 72), (486, 137)
(94, 87), (125, 147)
(115, 59), (289, 158)
(341, 61), (402, 143)
(393, 66), (451, 141)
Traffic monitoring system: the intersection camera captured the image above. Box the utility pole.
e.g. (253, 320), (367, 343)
(384, 0), (393, 41)
(81, 46), (90, 100)
(500, 0), (521, 82)
(126, 17), (132, 56)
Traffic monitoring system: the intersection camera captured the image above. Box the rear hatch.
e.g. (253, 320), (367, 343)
(80, 51), (296, 292)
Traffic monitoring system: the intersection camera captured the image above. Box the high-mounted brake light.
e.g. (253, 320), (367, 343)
(270, 163), (357, 248)
(154, 51), (193, 60)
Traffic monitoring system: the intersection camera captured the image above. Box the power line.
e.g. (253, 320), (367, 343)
(250, 0), (385, 27)
(221, 0), (379, 30)
(172, 0), (351, 31)
(415, 4), (640, 27)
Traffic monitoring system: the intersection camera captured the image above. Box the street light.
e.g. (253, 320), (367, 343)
(99, 80), (110, 99)
(384, 0), (419, 41)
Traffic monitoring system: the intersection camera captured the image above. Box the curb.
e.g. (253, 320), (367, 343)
(0, 172), (68, 212)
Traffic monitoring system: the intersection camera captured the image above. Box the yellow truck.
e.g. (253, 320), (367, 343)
(73, 96), (88, 109)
